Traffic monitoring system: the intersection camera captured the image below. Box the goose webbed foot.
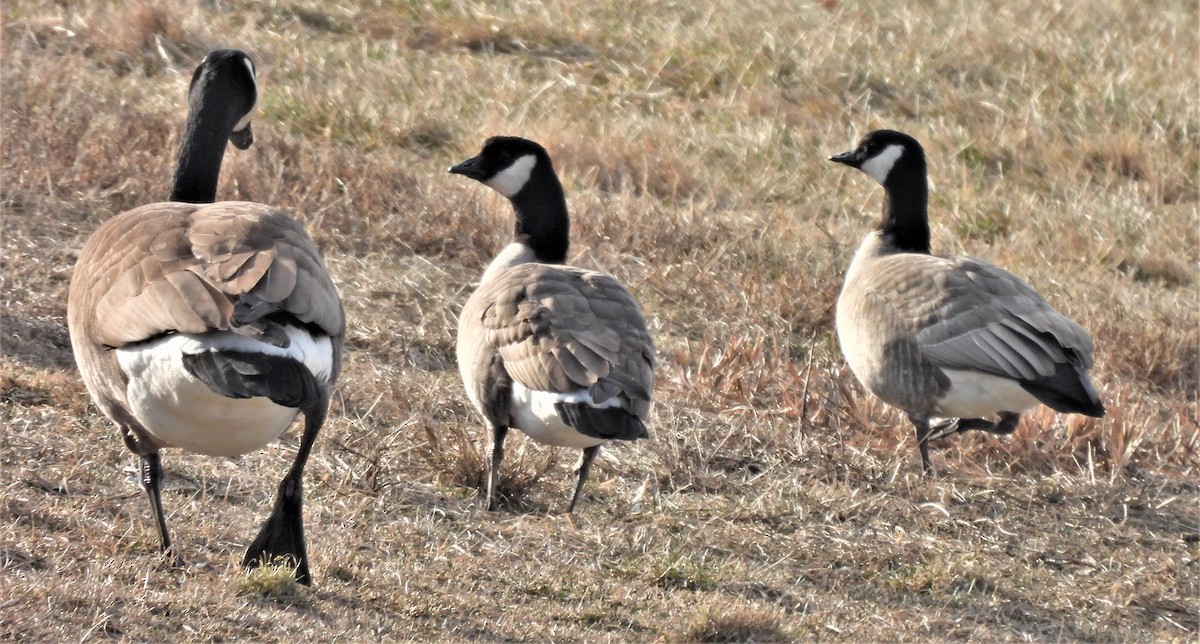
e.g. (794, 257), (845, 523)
(928, 418), (981, 440)
(243, 475), (309, 584)
(242, 395), (327, 586)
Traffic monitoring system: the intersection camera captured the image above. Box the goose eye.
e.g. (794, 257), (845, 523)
(497, 150), (513, 163)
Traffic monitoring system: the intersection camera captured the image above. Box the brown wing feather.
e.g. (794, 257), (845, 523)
(78, 202), (343, 350)
(459, 263), (656, 420)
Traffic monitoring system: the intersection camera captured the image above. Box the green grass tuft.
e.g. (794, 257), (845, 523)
(238, 562), (312, 607)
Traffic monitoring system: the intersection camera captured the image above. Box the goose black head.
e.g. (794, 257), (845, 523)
(171, 49), (258, 203)
(830, 129), (925, 186)
(450, 136), (569, 264)
(188, 49), (258, 150)
(831, 129), (932, 254)
(449, 136), (553, 199)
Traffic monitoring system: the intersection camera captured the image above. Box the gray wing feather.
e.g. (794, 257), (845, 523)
(915, 257), (1094, 380)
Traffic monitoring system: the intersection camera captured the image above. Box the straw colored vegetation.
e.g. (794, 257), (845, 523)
(2, 0), (1197, 640)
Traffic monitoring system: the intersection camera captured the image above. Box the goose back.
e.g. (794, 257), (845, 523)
(457, 262), (655, 436)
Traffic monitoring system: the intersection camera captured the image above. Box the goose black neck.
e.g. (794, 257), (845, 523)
(878, 160), (931, 254)
(510, 163), (570, 264)
(169, 91), (237, 204)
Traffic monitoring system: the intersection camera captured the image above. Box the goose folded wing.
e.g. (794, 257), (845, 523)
(911, 257), (1095, 380)
(93, 202), (343, 348)
(481, 265), (655, 411)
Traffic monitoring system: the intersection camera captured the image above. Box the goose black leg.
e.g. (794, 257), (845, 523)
(989, 412), (1021, 435)
(141, 452), (183, 566)
(242, 390), (328, 585)
(929, 411), (1023, 439)
(485, 424), (509, 511)
(908, 413), (935, 475)
(929, 417), (991, 439)
(567, 445), (601, 513)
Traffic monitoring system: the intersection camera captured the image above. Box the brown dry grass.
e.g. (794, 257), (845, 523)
(2, 0), (1198, 640)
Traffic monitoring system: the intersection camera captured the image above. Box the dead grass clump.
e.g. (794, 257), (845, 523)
(1086, 133), (1151, 183)
(271, 4), (352, 35)
(66, 109), (178, 209)
(550, 129), (707, 202)
(117, 4), (183, 53)
(1119, 256), (1194, 287)
(680, 604), (792, 643)
(455, 27), (595, 63)
(1092, 308), (1199, 399)
(89, 3), (199, 76)
(952, 205), (1013, 244)
(0, 363), (86, 415)
(667, 331), (813, 417)
(416, 420), (486, 489)
(651, 552), (721, 592)
(395, 120), (455, 156)
(0, 42), (181, 215)
(406, 17), (602, 64)
(412, 413), (566, 511)
(1, 546), (48, 572)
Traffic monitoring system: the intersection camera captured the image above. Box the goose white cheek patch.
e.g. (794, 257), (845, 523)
(232, 57), (258, 133)
(233, 110), (255, 134)
(486, 154), (537, 198)
(860, 144), (904, 184)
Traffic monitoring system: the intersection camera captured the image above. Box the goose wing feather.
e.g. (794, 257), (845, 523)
(459, 263), (655, 418)
(865, 254), (1095, 380)
(81, 201), (344, 350)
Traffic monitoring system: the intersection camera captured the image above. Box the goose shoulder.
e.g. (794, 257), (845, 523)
(850, 250), (1095, 380)
(76, 201), (344, 350)
(461, 262), (655, 414)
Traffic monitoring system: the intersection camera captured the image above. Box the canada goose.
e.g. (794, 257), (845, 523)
(829, 129), (1104, 474)
(449, 136), (655, 512)
(67, 49), (343, 584)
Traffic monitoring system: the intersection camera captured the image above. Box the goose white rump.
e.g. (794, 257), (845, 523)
(115, 325), (334, 457)
(508, 382), (614, 448)
(935, 369), (1041, 419)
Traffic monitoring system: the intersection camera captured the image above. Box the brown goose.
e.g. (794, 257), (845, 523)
(829, 129), (1104, 474)
(450, 136), (655, 512)
(67, 49), (343, 583)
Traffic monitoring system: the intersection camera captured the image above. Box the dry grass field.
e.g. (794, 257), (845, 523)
(2, 0), (1198, 640)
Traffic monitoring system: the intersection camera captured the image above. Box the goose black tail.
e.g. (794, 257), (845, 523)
(182, 351), (320, 409)
(555, 403), (649, 442)
(1019, 361), (1105, 417)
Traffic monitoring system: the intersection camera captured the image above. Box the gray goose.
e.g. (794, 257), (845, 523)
(67, 49), (343, 583)
(450, 136), (656, 512)
(829, 129), (1104, 474)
